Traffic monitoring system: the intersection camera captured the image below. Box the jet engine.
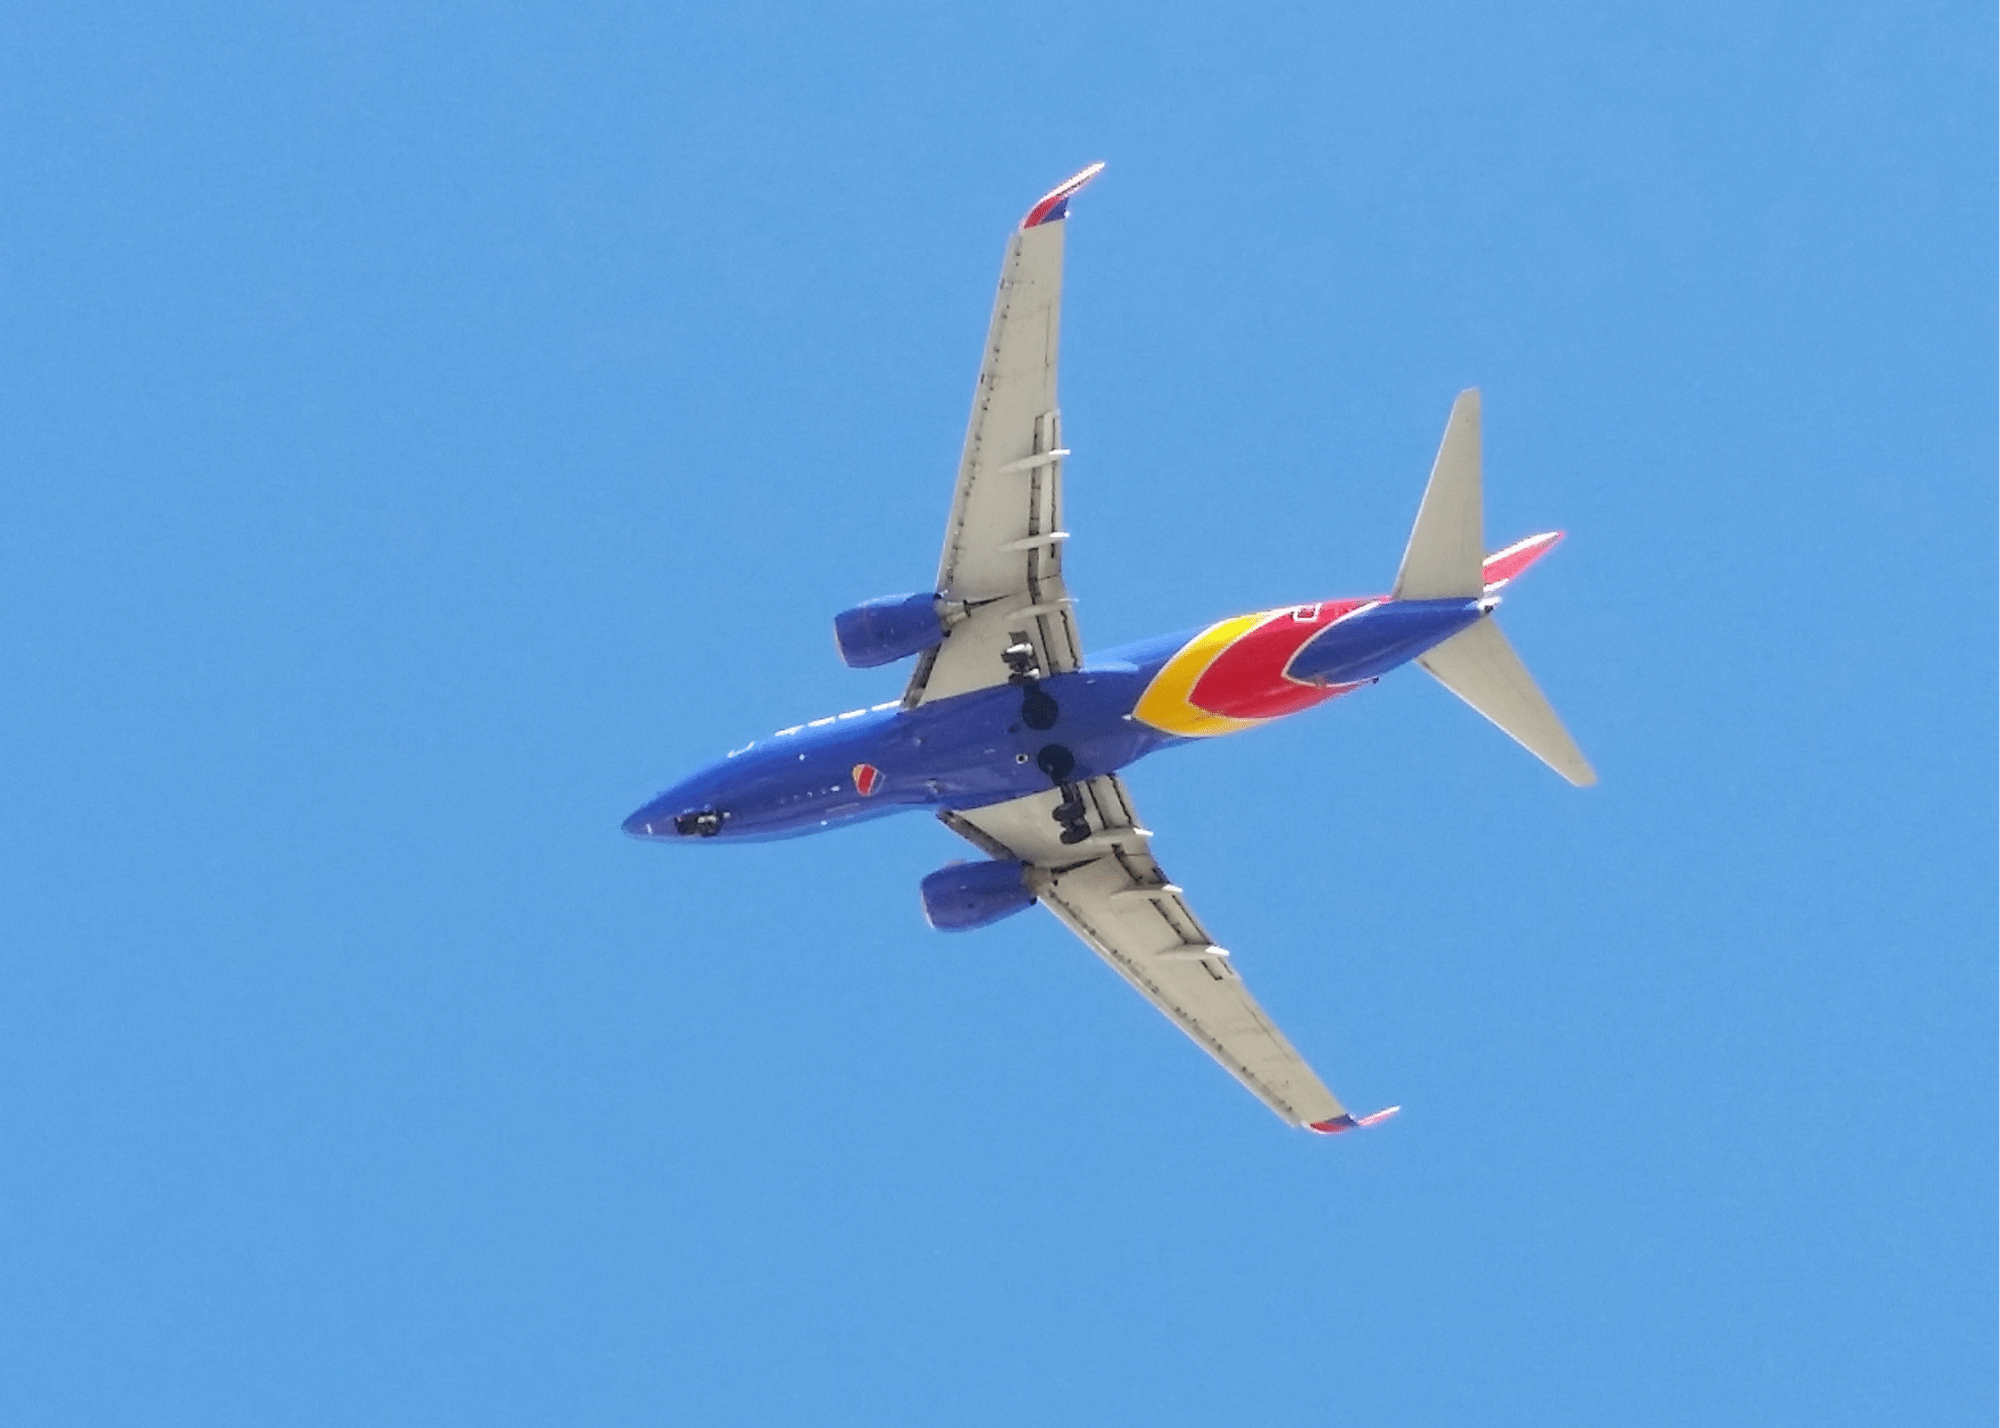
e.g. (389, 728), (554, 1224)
(920, 859), (1035, 931)
(833, 592), (945, 668)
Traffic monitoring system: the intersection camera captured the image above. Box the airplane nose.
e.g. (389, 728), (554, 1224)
(623, 793), (727, 839)
(623, 794), (679, 838)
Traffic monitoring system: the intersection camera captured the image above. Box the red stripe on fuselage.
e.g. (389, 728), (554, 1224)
(1187, 598), (1373, 720)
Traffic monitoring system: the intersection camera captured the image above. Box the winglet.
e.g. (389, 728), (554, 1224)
(1307, 1105), (1402, 1135)
(1021, 162), (1107, 229)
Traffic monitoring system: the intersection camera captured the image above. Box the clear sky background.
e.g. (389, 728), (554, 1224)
(1, 2), (1992, 1424)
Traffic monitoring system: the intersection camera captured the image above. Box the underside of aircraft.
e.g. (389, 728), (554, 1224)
(625, 164), (1594, 1132)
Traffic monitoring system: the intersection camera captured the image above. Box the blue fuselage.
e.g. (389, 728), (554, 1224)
(623, 596), (1486, 843)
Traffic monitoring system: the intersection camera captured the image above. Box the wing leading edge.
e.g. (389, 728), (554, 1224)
(943, 778), (1396, 1134)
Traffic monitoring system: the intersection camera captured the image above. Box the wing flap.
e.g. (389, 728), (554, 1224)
(942, 778), (1353, 1129)
(1033, 850), (1350, 1128)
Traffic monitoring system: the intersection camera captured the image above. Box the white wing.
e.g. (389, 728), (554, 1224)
(904, 165), (1102, 708)
(942, 776), (1389, 1133)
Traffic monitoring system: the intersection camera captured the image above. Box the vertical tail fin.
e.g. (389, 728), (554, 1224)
(1396, 390), (1596, 786)
(1394, 389), (1484, 600)
(1418, 619), (1597, 786)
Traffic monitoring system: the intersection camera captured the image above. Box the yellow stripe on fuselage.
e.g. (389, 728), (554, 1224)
(1131, 612), (1273, 737)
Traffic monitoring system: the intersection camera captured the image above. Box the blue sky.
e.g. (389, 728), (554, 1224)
(1, 2), (1992, 1423)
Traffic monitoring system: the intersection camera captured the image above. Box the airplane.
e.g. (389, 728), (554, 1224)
(623, 163), (1595, 1134)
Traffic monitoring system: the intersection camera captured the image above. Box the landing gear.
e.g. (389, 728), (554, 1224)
(1034, 743), (1092, 844)
(1054, 787), (1092, 845)
(1007, 634), (1084, 840)
(1001, 635), (1040, 681)
(1004, 630), (1059, 730)
(673, 809), (724, 838)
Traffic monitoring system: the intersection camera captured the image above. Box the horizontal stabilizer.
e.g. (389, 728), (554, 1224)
(1418, 618), (1596, 786)
(1482, 530), (1564, 591)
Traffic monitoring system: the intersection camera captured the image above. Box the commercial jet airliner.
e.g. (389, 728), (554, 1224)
(625, 164), (1595, 1132)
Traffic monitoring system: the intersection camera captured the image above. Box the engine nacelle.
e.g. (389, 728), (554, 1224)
(833, 592), (945, 669)
(921, 859), (1035, 932)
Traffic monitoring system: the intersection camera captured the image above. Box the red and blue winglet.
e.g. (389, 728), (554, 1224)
(1021, 162), (1107, 229)
(1308, 1106), (1402, 1136)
